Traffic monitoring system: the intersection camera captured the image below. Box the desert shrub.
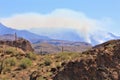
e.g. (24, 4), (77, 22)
(5, 47), (15, 55)
(37, 76), (46, 80)
(55, 52), (81, 61)
(20, 58), (32, 69)
(4, 57), (17, 66)
(55, 52), (70, 61)
(44, 60), (51, 66)
(68, 52), (81, 59)
(5, 47), (25, 58)
(1, 77), (9, 80)
(5, 47), (20, 56)
(44, 58), (52, 66)
(26, 52), (37, 60)
(0, 57), (17, 74)
(3, 66), (11, 73)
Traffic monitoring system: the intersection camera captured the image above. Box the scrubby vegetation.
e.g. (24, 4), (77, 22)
(26, 52), (37, 60)
(20, 58), (32, 69)
(1, 39), (119, 80)
(0, 45), (83, 80)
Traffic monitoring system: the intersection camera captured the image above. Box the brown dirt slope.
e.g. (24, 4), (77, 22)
(53, 39), (120, 80)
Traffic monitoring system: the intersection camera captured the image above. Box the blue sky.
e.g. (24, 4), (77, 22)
(0, 0), (120, 35)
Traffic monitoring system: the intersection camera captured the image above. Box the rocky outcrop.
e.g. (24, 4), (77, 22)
(0, 38), (34, 52)
(53, 39), (120, 80)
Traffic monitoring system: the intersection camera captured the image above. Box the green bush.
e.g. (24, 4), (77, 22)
(20, 58), (32, 69)
(26, 52), (37, 60)
(56, 52), (81, 61)
(44, 58), (51, 66)
(5, 47), (15, 55)
(4, 57), (17, 66)
(3, 66), (11, 73)
(55, 52), (70, 61)
(0, 57), (17, 74)
(1, 77), (9, 80)
(37, 76), (46, 80)
(44, 60), (51, 66)
(5, 47), (20, 56)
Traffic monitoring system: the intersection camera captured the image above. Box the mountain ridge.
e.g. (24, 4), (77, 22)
(1, 23), (119, 46)
(0, 23), (50, 43)
(29, 28), (120, 45)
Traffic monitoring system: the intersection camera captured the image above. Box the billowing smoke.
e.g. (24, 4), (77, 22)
(0, 9), (110, 43)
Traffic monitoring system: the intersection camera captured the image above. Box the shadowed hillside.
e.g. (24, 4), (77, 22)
(53, 39), (120, 80)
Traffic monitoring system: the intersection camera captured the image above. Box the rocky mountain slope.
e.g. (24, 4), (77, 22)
(30, 27), (120, 45)
(53, 39), (120, 80)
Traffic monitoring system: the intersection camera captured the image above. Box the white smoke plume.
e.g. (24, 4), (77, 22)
(0, 9), (111, 43)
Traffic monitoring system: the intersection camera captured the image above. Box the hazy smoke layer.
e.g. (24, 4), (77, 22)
(0, 9), (111, 43)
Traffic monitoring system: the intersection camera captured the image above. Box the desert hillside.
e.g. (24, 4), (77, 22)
(0, 38), (84, 80)
(0, 39), (120, 80)
(53, 40), (120, 80)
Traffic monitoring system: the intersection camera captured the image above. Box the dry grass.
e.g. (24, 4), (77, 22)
(0, 45), (85, 80)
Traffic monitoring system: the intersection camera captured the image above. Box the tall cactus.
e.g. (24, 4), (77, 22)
(15, 32), (18, 50)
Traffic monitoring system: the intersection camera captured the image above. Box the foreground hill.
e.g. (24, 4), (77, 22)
(53, 39), (120, 80)
(1, 39), (120, 80)
(0, 44), (83, 80)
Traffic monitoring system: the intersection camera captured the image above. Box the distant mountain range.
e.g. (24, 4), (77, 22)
(0, 23), (92, 53)
(0, 23), (50, 43)
(30, 28), (84, 42)
(30, 28), (120, 45)
(0, 23), (119, 45)
(89, 31), (120, 45)
(33, 40), (91, 54)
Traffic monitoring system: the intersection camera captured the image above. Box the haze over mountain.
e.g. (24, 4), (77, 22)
(30, 28), (84, 42)
(29, 28), (120, 45)
(0, 22), (119, 45)
(0, 23), (50, 43)
(1, 8), (118, 46)
(0, 0), (120, 46)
